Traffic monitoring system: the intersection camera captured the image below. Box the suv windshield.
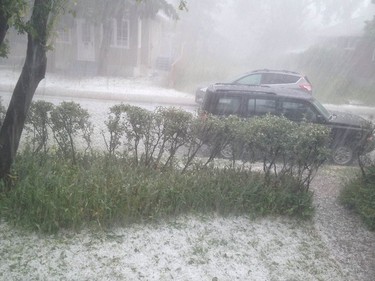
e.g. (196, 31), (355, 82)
(311, 99), (331, 120)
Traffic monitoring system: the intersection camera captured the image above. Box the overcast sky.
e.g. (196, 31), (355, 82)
(172, 0), (374, 66)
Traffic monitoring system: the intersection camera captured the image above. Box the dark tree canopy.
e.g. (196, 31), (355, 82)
(0, 0), (28, 57)
(364, 0), (375, 37)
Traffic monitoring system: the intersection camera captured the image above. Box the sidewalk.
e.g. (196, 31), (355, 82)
(0, 68), (196, 106)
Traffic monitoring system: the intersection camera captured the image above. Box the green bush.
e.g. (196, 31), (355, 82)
(0, 97), (6, 127)
(340, 165), (375, 230)
(293, 47), (375, 104)
(0, 151), (314, 233)
(50, 101), (93, 163)
(22, 102), (330, 189)
(102, 104), (127, 156)
(204, 114), (330, 190)
(103, 104), (194, 168)
(25, 100), (54, 154)
(0, 103), (331, 233)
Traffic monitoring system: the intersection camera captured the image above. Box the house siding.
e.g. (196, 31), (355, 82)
(1, 8), (175, 78)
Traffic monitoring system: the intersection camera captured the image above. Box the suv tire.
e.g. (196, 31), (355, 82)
(332, 145), (354, 165)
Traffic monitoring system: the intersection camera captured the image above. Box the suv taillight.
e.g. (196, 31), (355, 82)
(199, 110), (208, 121)
(299, 84), (312, 93)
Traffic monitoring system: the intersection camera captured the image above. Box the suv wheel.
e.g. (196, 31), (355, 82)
(332, 145), (354, 165)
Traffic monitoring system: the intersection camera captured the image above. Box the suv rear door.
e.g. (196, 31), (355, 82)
(245, 96), (278, 117)
(208, 93), (246, 117)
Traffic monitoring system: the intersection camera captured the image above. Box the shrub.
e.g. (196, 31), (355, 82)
(102, 104), (128, 156)
(0, 97), (6, 127)
(152, 107), (193, 168)
(293, 47), (375, 104)
(197, 114), (330, 190)
(0, 103), (330, 233)
(0, 152), (314, 233)
(181, 114), (231, 171)
(50, 101), (93, 163)
(340, 165), (375, 231)
(103, 105), (194, 168)
(25, 100), (54, 154)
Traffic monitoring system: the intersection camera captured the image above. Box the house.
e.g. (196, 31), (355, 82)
(2, 6), (178, 78)
(315, 17), (375, 79)
(50, 7), (178, 77)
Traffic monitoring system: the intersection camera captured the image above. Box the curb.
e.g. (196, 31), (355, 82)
(0, 84), (197, 107)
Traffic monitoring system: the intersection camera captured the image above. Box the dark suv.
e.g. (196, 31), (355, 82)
(200, 83), (374, 165)
(195, 69), (312, 103)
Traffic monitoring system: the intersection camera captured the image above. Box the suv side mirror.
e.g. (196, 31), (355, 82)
(316, 114), (326, 123)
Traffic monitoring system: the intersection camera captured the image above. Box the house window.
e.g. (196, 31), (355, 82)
(111, 18), (129, 48)
(56, 28), (71, 43)
(81, 22), (92, 44)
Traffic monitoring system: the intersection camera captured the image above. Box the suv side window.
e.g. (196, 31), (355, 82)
(281, 100), (317, 122)
(214, 96), (242, 116)
(247, 98), (277, 116)
(261, 73), (299, 84)
(234, 74), (261, 85)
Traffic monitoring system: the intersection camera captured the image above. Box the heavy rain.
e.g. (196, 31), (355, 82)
(0, 1), (375, 280)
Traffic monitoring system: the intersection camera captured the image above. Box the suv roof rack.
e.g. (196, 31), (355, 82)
(208, 83), (313, 99)
(251, 69), (300, 75)
(209, 83), (277, 94)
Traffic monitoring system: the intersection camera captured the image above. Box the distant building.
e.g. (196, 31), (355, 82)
(1, 8), (178, 78)
(315, 17), (375, 78)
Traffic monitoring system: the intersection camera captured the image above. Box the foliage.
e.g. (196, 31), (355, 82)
(209, 115), (330, 190)
(50, 101), (93, 163)
(102, 104), (128, 156)
(365, 17), (375, 38)
(293, 47), (375, 104)
(135, 0), (179, 19)
(32, 103), (331, 191)
(122, 105), (157, 164)
(0, 0), (72, 57)
(364, 0), (375, 38)
(0, 102), (334, 232)
(0, 151), (314, 233)
(0, 0), (28, 57)
(0, 0), (28, 30)
(151, 106), (192, 168)
(0, 97), (6, 127)
(340, 164), (375, 231)
(103, 104), (193, 168)
(25, 100), (54, 154)
(342, 132), (375, 231)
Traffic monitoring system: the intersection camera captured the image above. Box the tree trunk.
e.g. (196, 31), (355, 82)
(0, 0), (50, 180)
